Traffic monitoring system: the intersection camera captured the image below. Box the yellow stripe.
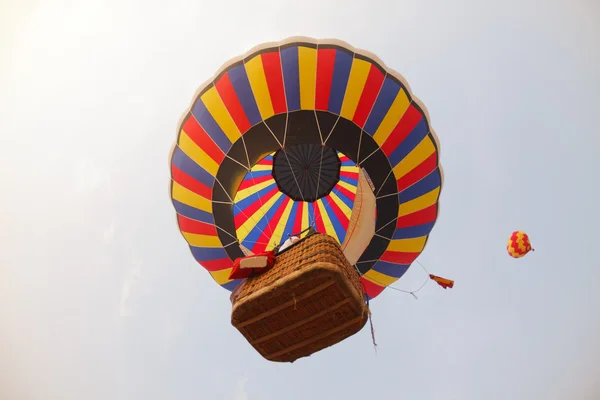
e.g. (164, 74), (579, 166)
(392, 136), (436, 179)
(328, 190), (352, 218)
(399, 187), (440, 217)
(210, 268), (233, 285)
(182, 232), (221, 248)
(200, 87), (240, 144)
(234, 179), (275, 203)
(317, 199), (339, 242)
(363, 269), (398, 287)
(372, 89), (410, 147)
(234, 222), (252, 246)
(245, 55), (275, 120)
(172, 181), (211, 213)
(340, 58), (372, 120)
(388, 236), (427, 253)
(301, 202), (309, 232)
(298, 46), (317, 110)
(340, 166), (359, 173)
(251, 164), (273, 172)
(178, 133), (219, 177)
(266, 198), (295, 250)
(337, 180), (358, 193)
(237, 192), (283, 242)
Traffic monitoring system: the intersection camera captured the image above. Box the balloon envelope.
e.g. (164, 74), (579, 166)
(507, 230), (533, 258)
(169, 37), (444, 299)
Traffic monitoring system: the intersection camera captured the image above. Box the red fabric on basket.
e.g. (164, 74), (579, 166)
(228, 250), (277, 280)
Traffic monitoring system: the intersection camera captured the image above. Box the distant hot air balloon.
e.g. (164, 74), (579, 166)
(507, 230), (534, 258)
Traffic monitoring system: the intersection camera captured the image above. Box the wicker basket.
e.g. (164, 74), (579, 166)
(231, 233), (368, 362)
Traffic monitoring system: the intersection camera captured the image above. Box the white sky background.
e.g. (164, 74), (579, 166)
(1, 0), (599, 399)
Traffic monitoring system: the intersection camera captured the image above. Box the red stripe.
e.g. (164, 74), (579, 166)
(238, 174), (273, 191)
(339, 155), (351, 163)
(182, 116), (225, 164)
(261, 52), (287, 114)
(381, 104), (423, 156)
(380, 250), (420, 264)
(178, 215), (218, 236)
(215, 73), (252, 134)
(200, 258), (232, 272)
(171, 165), (212, 200)
(396, 204), (438, 228)
(324, 195), (349, 230)
(353, 65), (385, 127)
(234, 187), (279, 229)
(335, 183), (356, 204)
(396, 153), (437, 192)
(257, 157), (274, 165)
(251, 197), (291, 254)
(360, 277), (385, 298)
(315, 49), (336, 111)
(340, 170), (359, 180)
(293, 202), (303, 234)
(314, 203), (327, 234)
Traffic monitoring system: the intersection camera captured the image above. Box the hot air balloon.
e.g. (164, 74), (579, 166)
(507, 230), (534, 258)
(169, 37), (444, 362)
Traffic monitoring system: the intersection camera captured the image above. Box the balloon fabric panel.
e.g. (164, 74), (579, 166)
(169, 38), (443, 299)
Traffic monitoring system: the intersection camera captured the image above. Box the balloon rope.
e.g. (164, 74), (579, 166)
(312, 194), (338, 233)
(366, 295), (377, 352)
(239, 138), (275, 239)
(364, 259), (431, 300)
(281, 149), (306, 203)
(314, 145), (324, 204)
(213, 178), (272, 245)
(232, 204), (272, 244)
(356, 275), (377, 353)
(247, 172), (275, 238)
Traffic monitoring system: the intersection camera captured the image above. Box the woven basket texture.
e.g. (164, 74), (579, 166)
(231, 233), (368, 362)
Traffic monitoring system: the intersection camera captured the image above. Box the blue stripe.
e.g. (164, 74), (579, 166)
(242, 195), (287, 249)
(242, 169), (272, 180)
(172, 200), (214, 225)
(222, 279), (242, 292)
(392, 222), (436, 240)
(321, 199), (346, 243)
(308, 203), (316, 226)
(172, 146), (215, 188)
(328, 50), (352, 114)
(331, 187), (354, 210)
(341, 160), (356, 167)
(233, 182), (277, 216)
(228, 65), (262, 126)
(191, 100), (232, 154)
(399, 169), (441, 203)
(281, 47), (300, 111)
(339, 175), (358, 186)
(388, 118), (428, 167)
(363, 78), (401, 136)
(371, 261), (409, 278)
(190, 245), (229, 262)
(280, 201), (299, 244)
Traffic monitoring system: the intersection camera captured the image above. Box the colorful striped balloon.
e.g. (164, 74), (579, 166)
(168, 37), (444, 299)
(507, 231), (534, 258)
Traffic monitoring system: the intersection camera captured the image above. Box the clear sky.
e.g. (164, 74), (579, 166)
(1, 0), (599, 399)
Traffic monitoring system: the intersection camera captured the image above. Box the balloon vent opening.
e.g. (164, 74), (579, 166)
(272, 144), (341, 203)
